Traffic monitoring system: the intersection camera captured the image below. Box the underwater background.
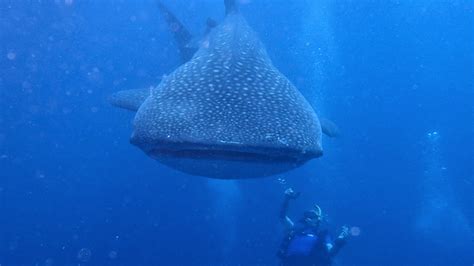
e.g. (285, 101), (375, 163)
(1, 0), (473, 265)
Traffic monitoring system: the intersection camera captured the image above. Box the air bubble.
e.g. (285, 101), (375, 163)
(350, 226), (361, 236)
(77, 248), (92, 262)
(6, 51), (16, 60)
(108, 250), (118, 259)
(277, 177), (287, 185)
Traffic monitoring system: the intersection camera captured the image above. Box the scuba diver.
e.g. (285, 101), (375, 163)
(277, 188), (349, 266)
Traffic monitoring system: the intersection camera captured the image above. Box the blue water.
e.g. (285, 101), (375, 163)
(1, 0), (473, 265)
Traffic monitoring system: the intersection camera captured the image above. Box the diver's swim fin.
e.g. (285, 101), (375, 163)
(157, 1), (196, 63)
(320, 118), (340, 138)
(108, 88), (151, 112)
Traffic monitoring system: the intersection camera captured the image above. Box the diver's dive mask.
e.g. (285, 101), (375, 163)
(303, 204), (323, 226)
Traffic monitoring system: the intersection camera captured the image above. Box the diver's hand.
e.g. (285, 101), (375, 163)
(284, 188), (300, 199)
(338, 226), (350, 240)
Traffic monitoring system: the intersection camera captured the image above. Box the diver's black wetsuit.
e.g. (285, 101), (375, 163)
(278, 223), (346, 266)
(278, 197), (346, 266)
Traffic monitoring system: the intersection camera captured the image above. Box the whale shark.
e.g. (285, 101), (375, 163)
(110, 0), (336, 179)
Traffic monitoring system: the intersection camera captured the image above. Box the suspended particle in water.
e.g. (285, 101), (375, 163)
(350, 226), (361, 236)
(277, 177), (286, 185)
(6, 51), (16, 60)
(8, 238), (19, 251)
(22, 81), (32, 90)
(108, 250), (118, 259)
(62, 107), (72, 115)
(35, 170), (45, 179)
(44, 258), (54, 266)
(427, 130), (440, 142)
(77, 248), (92, 262)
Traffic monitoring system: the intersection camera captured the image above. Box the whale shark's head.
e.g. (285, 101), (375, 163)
(124, 14), (322, 178)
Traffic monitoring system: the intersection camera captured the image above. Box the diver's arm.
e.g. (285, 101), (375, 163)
(280, 188), (299, 230)
(329, 226), (349, 258)
(328, 238), (346, 257)
(280, 196), (294, 229)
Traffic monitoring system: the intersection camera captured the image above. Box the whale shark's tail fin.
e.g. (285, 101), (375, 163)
(157, 0), (237, 62)
(225, 0), (238, 15)
(157, 1), (196, 63)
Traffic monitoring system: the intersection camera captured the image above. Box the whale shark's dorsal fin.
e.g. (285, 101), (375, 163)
(224, 0), (238, 15)
(157, 1), (196, 62)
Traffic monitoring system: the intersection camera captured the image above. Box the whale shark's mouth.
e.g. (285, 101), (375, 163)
(130, 137), (323, 178)
(139, 140), (322, 163)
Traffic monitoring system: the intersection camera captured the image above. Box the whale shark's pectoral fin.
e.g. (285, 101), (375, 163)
(320, 117), (340, 138)
(109, 88), (151, 112)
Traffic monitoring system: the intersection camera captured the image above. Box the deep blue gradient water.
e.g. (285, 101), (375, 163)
(1, 0), (473, 265)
